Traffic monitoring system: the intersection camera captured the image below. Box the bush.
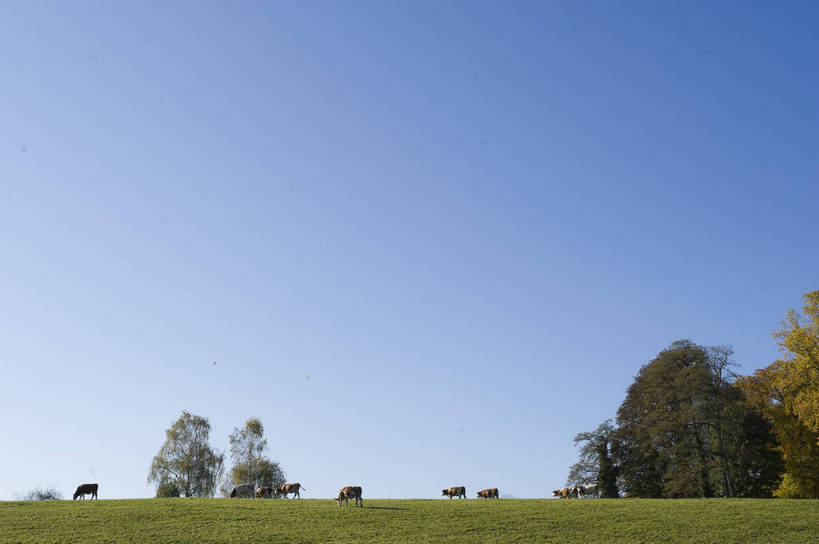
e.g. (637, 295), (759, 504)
(18, 486), (62, 501)
(156, 482), (181, 498)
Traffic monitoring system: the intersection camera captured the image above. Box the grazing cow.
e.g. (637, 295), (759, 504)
(476, 488), (499, 499)
(336, 486), (363, 507)
(277, 483), (305, 499)
(442, 486), (466, 499)
(577, 484), (599, 498)
(229, 484), (255, 498)
(73, 483), (98, 500)
(255, 487), (275, 498)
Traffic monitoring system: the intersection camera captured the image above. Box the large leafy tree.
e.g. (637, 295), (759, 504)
(773, 290), (819, 434)
(148, 412), (224, 497)
(732, 291), (819, 498)
(735, 364), (819, 498)
(614, 341), (782, 498)
(225, 418), (285, 492)
(567, 420), (618, 498)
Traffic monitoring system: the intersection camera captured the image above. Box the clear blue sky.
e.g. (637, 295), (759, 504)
(1, 0), (817, 500)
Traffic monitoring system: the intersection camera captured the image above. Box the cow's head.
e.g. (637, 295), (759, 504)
(441, 489), (449, 496)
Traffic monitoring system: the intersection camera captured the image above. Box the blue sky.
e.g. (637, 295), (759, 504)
(1, 0), (817, 500)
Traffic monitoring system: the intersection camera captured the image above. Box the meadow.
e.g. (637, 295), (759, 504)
(1, 498), (818, 543)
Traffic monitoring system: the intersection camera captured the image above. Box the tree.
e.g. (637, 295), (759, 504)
(735, 364), (819, 498)
(148, 411), (224, 497)
(772, 290), (819, 434)
(567, 420), (618, 498)
(225, 417), (285, 493)
(730, 291), (819, 499)
(614, 340), (782, 498)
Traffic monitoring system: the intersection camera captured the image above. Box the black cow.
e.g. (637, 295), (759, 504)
(73, 483), (98, 500)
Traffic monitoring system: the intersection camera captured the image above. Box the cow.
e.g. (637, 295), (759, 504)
(73, 483), (98, 500)
(336, 486), (363, 507)
(552, 487), (577, 499)
(577, 484), (599, 498)
(229, 483), (255, 498)
(442, 486), (466, 499)
(276, 483), (305, 499)
(255, 487), (275, 498)
(476, 488), (499, 499)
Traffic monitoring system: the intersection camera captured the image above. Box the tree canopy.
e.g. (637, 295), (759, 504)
(567, 420), (618, 498)
(732, 291), (819, 498)
(223, 417), (285, 494)
(148, 412), (224, 497)
(611, 341), (782, 498)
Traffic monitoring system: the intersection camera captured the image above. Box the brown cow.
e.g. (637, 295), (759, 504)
(73, 483), (98, 500)
(277, 483), (305, 499)
(553, 487), (573, 499)
(442, 486), (466, 499)
(255, 487), (275, 498)
(336, 486), (363, 507)
(477, 488), (499, 499)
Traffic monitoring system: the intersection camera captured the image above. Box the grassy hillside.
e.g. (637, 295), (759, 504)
(1, 498), (817, 543)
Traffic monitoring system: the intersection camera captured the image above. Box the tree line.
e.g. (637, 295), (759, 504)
(148, 414), (285, 498)
(568, 290), (819, 499)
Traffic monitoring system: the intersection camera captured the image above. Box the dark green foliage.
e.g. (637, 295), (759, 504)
(567, 420), (618, 497)
(613, 341), (783, 498)
(155, 482), (181, 498)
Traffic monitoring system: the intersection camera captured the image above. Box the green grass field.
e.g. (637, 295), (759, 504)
(1, 498), (817, 543)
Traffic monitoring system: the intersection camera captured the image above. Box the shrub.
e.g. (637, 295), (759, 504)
(156, 482), (181, 498)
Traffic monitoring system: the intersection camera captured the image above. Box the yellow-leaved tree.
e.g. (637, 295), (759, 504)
(735, 290), (819, 498)
(773, 290), (819, 433)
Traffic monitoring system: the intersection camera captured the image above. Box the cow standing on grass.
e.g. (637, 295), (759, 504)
(336, 486), (363, 507)
(229, 484), (255, 498)
(255, 487), (275, 498)
(477, 488), (499, 499)
(73, 483), (98, 500)
(276, 483), (305, 499)
(552, 487), (578, 499)
(442, 486), (466, 499)
(576, 484), (599, 498)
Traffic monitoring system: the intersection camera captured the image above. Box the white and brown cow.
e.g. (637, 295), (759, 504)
(442, 486), (466, 499)
(255, 487), (275, 498)
(277, 483), (305, 499)
(552, 487), (578, 499)
(477, 488), (499, 499)
(577, 484), (599, 498)
(336, 486), (363, 507)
